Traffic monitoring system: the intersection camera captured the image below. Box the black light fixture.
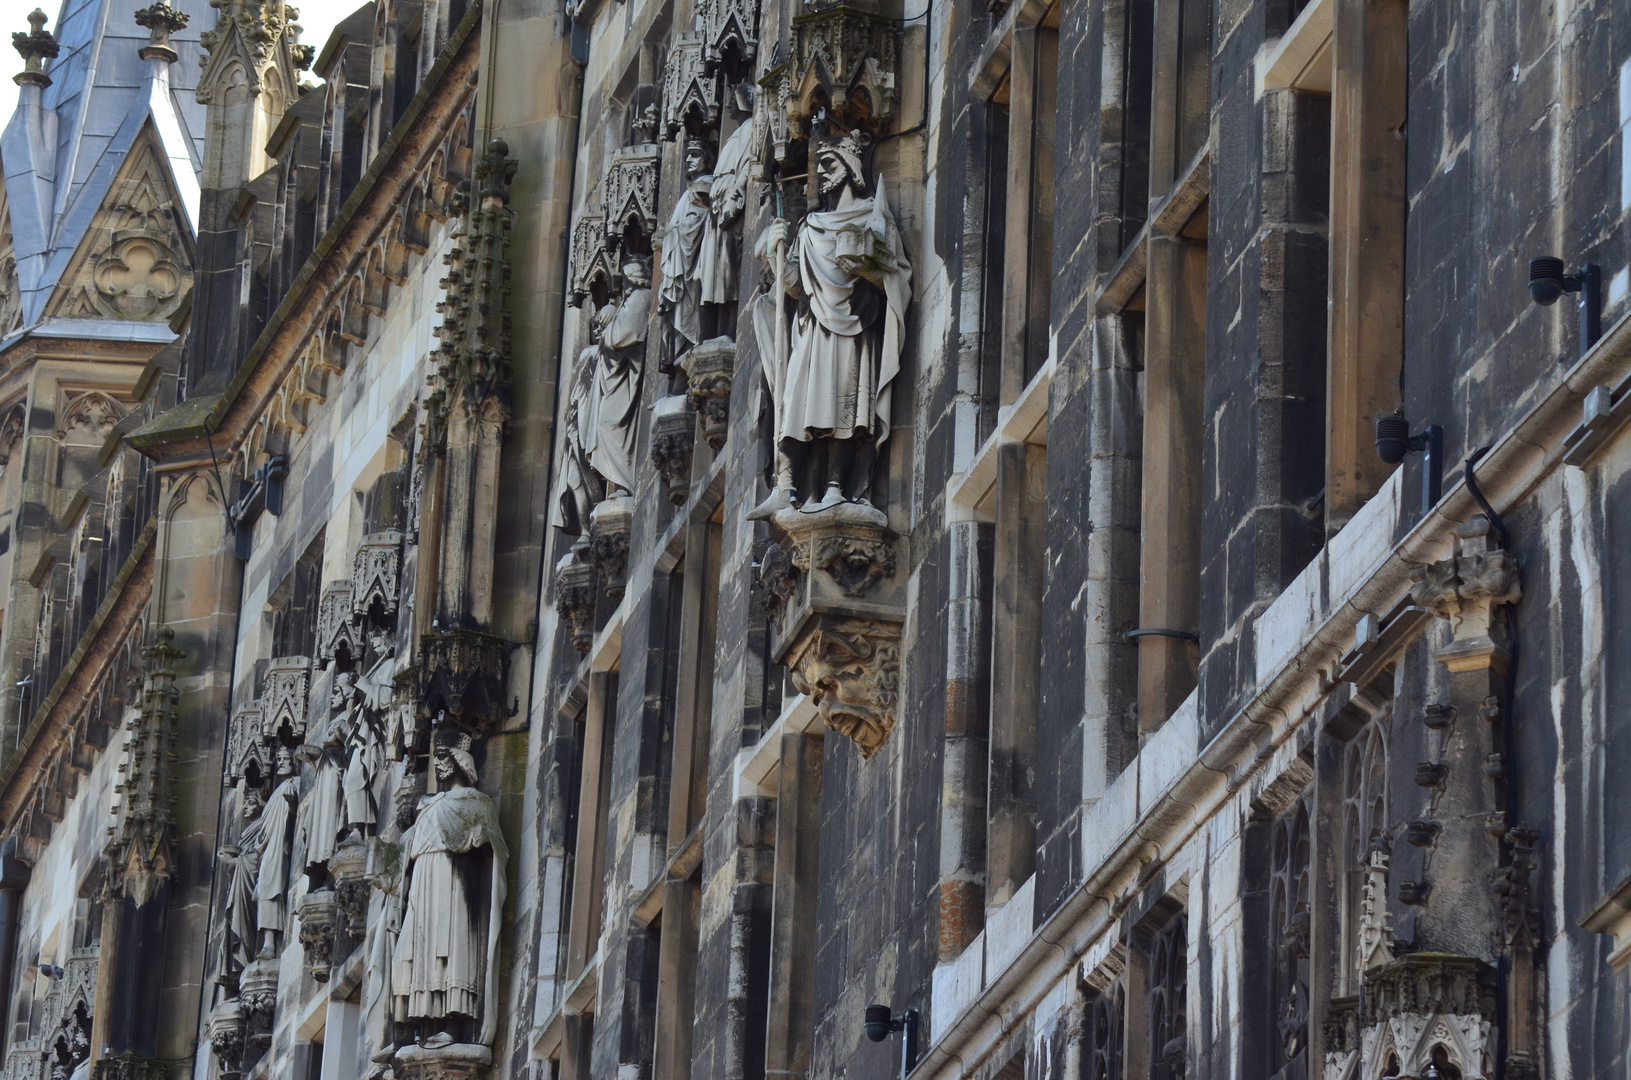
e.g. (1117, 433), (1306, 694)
(1374, 414), (1443, 516)
(864, 1004), (919, 1079)
(1529, 256), (1602, 359)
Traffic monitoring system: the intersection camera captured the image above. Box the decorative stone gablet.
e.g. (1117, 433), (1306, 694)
(766, 501), (904, 758)
(1324, 954), (1498, 1080)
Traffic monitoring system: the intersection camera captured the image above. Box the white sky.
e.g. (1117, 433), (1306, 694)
(0, 0), (356, 125)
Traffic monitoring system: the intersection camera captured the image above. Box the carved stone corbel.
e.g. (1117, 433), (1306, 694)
(650, 395), (697, 505)
(394, 1042), (492, 1080)
(296, 887), (338, 982)
(554, 555), (598, 654)
(1408, 516), (1521, 673)
(207, 997), (246, 1080)
(589, 496), (633, 602)
(328, 836), (370, 941)
(784, 616), (900, 757)
(238, 955), (280, 1050)
(679, 336), (734, 451)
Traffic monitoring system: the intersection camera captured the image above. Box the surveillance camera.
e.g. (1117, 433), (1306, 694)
(863, 1004), (894, 1043)
(1528, 256), (1566, 306)
(1374, 414), (1411, 464)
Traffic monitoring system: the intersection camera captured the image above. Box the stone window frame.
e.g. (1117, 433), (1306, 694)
(1093, 0), (1213, 739)
(1260, 0), (1409, 533)
(1338, 707), (1390, 995)
(1267, 788), (1313, 1076)
(1083, 883), (1190, 1080)
(944, 0), (1063, 937)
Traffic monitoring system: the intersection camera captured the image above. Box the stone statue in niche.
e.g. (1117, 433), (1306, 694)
(389, 729), (508, 1048)
(344, 630), (396, 834)
(749, 129), (911, 519)
(221, 746), (300, 970)
(658, 124), (757, 372)
(297, 667), (353, 874)
(580, 260), (651, 498)
(554, 362), (603, 539)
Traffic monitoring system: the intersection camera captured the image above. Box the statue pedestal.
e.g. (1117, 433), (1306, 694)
(589, 495), (633, 601)
(764, 501), (904, 758)
(395, 1042), (493, 1080)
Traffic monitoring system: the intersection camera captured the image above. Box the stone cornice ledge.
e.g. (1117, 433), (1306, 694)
(918, 306), (1631, 1078)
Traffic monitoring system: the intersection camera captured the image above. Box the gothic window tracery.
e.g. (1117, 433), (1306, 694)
(1269, 791), (1311, 1073)
(1149, 912), (1187, 1080)
(1087, 979), (1126, 1080)
(1342, 714), (1390, 991)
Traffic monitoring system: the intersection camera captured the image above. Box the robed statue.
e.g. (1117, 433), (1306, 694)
(389, 730), (508, 1046)
(750, 129), (912, 517)
(221, 746), (299, 971)
(659, 124), (757, 370)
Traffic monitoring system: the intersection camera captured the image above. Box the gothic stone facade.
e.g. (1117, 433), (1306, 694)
(0, 1), (1629, 1080)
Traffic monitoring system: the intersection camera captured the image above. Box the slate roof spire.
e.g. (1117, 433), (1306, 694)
(0, 0), (209, 337)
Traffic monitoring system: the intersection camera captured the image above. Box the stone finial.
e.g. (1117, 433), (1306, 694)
(134, 2), (189, 63)
(12, 9), (58, 89)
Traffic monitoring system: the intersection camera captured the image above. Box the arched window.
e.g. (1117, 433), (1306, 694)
(1341, 713), (1390, 992)
(1269, 792), (1312, 1073)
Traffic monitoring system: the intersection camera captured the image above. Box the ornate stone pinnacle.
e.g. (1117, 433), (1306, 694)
(12, 9), (57, 88)
(135, 2), (189, 62)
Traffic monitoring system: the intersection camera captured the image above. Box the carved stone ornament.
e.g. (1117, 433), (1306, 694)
(679, 336), (734, 452)
(770, 501), (897, 598)
(91, 1056), (168, 1080)
(352, 530), (403, 619)
(134, 2), (189, 62)
(1324, 956), (1498, 1080)
(784, 616), (900, 757)
(393, 1042), (493, 1080)
(316, 581), (361, 664)
(103, 628), (182, 905)
(1408, 516), (1521, 672)
(425, 141), (517, 451)
(416, 627), (510, 729)
(554, 554), (598, 655)
(328, 835), (370, 941)
(1356, 846), (1393, 974)
(11, 10), (58, 88)
(650, 395), (697, 505)
(296, 887), (338, 982)
(603, 145), (661, 244)
(662, 35), (721, 140)
(753, 66), (794, 172)
(589, 495), (633, 602)
(196, 0), (304, 101)
(225, 702), (268, 784)
(262, 655), (311, 739)
(788, 4), (899, 127)
(568, 213), (613, 308)
(206, 996), (246, 1079)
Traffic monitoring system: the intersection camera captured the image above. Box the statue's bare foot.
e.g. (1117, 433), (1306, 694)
(746, 486), (796, 521)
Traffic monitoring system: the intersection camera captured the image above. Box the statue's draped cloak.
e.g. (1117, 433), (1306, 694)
(390, 785), (509, 1045)
(778, 177), (911, 445)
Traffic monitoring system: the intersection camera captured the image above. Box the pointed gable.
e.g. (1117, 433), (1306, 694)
(44, 123), (193, 322)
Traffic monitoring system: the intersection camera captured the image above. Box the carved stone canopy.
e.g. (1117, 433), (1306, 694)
(262, 656), (311, 739)
(1324, 955), (1499, 1080)
(789, 5), (898, 129)
(352, 530), (403, 619)
(316, 581), (361, 665)
(415, 627), (510, 732)
(225, 702), (268, 783)
(698, 0), (760, 72)
(662, 35), (721, 141)
(604, 145), (661, 245)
